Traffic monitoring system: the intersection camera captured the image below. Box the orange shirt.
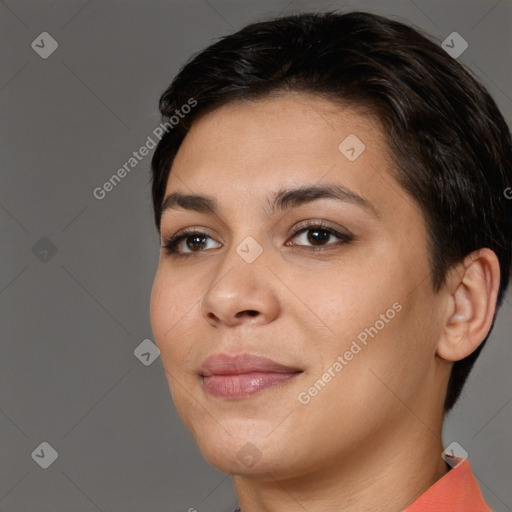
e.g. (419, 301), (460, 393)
(404, 458), (492, 512)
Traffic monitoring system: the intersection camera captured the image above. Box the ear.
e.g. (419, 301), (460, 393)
(436, 248), (501, 362)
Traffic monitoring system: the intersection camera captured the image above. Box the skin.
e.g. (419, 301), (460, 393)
(150, 92), (500, 512)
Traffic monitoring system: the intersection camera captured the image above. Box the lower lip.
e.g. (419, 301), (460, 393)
(202, 371), (301, 398)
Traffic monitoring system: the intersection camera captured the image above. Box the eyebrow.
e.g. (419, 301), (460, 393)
(161, 183), (377, 218)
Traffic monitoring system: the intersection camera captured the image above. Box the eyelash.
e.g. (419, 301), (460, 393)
(161, 221), (354, 258)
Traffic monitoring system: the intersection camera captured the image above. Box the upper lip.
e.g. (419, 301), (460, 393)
(199, 353), (302, 377)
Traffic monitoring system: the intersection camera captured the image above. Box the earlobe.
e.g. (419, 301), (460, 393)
(436, 248), (500, 362)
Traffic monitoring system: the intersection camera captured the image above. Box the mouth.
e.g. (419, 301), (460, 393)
(199, 352), (303, 399)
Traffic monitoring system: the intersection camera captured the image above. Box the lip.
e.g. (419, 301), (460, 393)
(199, 353), (303, 398)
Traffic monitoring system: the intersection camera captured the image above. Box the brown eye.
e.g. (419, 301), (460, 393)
(162, 230), (221, 256)
(185, 234), (208, 251)
(288, 223), (354, 250)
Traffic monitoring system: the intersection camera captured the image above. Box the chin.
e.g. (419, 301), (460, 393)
(193, 427), (278, 475)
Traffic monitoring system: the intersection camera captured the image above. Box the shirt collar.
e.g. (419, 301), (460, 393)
(404, 458), (492, 512)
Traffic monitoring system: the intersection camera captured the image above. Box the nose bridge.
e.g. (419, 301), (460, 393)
(200, 231), (277, 326)
(208, 232), (266, 301)
(214, 205), (268, 276)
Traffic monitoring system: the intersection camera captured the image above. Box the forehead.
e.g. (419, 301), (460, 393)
(172, 92), (390, 172)
(164, 92), (412, 222)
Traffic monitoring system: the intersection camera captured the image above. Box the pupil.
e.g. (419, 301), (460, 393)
(187, 235), (207, 251)
(308, 229), (329, 245)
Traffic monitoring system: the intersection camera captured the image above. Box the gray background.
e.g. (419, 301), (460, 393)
(1, 0), (511, 510)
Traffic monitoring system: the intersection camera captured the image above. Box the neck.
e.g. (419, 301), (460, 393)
(232, 413), (448, 512)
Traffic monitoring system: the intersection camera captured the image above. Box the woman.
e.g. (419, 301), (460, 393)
(149, 10), (510, 511)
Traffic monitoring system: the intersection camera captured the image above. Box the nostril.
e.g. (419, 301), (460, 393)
(236, 310), (259, 317)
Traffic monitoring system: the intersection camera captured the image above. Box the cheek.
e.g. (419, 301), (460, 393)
(150, 271), (200, 419)
(149, 269), (194, 364)
(349, 284), (438, 407)
(149, 271), (169, 347)
(300, 256), (428, 376)
(300, 266), (395, 339)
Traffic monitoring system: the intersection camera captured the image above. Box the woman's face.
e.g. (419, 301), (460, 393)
(150, 92), (445, 478)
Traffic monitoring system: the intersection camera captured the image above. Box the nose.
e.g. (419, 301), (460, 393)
(200, 246), (281, 328)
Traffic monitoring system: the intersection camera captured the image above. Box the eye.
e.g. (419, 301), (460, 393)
(162, 228), (221, 257)
(161, 221), (354, 258)
(286, 221), (354, 251)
